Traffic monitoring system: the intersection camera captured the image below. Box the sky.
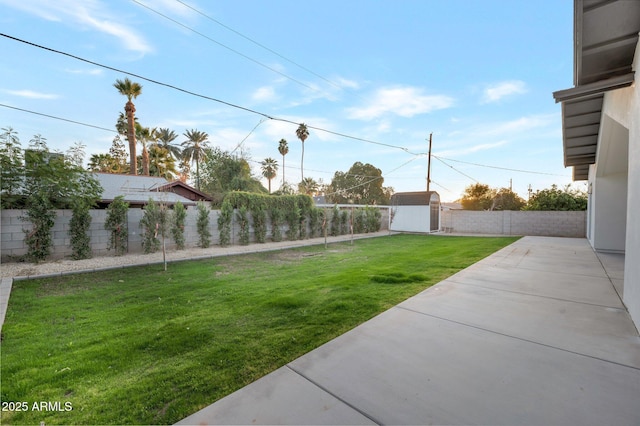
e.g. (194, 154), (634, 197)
(0, 0), (582, 202)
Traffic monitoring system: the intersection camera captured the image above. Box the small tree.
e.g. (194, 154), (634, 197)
(330, 205), (340, 236)
(140, 199), (164, 254)
(22, 190), (55, 262)
(196, 201), (211, 248)
(171, 201), (187, 250)
(236, 205), (250, 246)
(269, 206), (284, 242)
(70, 199), (93, 260)
(105, 196), (129, 256)
(525, 184), (588, 211)
(217, 199), (233, 247)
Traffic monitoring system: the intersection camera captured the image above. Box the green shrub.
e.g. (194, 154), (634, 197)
(105, 196), (128, 256)
(217, 199), (232, 247)
(340, 210), (349, 235)
(269, 206), (284, 242)
(171, 201), (186, 250)
(237, 205), (250, 246)
(196, 201), (211, 248)
(140, 199), (164, 254)
(330, 205), (340, 236)
(70, 200), (92, 260)
(22, 190), (55, 263)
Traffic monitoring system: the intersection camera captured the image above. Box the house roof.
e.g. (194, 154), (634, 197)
(390, 191), (440, 206)
(93, 173), (199, 206)
(552, 0), (640, 180)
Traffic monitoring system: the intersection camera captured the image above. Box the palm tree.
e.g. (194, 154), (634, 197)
(277, 138), (288, 189)
(135, 125), (152, 176)
(154, 128), (181, 160)
(298, 177), (319, 196)
(88, 153), (116, 173)
(182, 129), (210, 190)
(261, 157), (278, 193)
(113, 78), (142, 175)
(295, 123), (309, 182)
(149, 145), (178, 180)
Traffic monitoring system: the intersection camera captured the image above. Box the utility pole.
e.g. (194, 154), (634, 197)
(426, 132), (433, 192)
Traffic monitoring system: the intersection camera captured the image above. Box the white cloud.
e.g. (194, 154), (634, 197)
(5, 89), (59, 99)
(1, 0), (152, 54)
(347, 86), (454, 120)
(252, 86), (278, 103)
(65, 68), (104, 76)
(482, 80), (527, 103)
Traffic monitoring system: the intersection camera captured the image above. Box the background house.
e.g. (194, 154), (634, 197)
(389, 191), (440, 233)
(93, 173), (212, 208)
(553, 0), (640, 328)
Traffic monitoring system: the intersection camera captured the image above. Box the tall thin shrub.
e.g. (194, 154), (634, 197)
(140, 199), (163, 254)
(330, 205), (340, 236)
(105, 195), (128, 256)
(171, 201), (186, 250)
(22, 190), (55, 262)
(236, 205), (250, 246)
(270, 206), (284, 242)
(70, 199), (92, 260)
(197, 201), (211, 248)
(218, 199), (232, 247)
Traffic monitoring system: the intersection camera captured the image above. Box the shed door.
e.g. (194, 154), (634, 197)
(430, 201), (439, 231)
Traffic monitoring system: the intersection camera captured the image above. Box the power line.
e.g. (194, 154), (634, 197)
(433, 154), (569, 177)
(432, 155), (479, 183)
(0, 103), (118, 133)
(0, 33), (416, 156)
(172, 0), (367, 101)
(131, 0), (317, 92)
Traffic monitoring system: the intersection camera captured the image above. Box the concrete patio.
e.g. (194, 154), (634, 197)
(177, 236), (640, 425)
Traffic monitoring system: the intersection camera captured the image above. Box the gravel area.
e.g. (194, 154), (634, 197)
(0, 232), (391, 279)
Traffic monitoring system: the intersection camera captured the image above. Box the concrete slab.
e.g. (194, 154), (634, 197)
(175, 237), (640, 425)
(399, 282), (640, 368)
(0, 277), (13, 332)
(176, 365), (376, 425)
(289, 307), (640, 426)
(446, 266), (623, 308)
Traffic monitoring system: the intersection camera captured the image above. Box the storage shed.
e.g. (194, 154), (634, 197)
(389, 191), (440, 233)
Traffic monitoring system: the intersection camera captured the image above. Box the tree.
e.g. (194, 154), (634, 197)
(154, 127), (181, 160)
(261, 157), (278, 193)
(295, 123), (309, 182)
(298, 177), (319, 196)
(149, 145), (178, 180)
(108, 135), (129, 173)
(524, 184), (587, 211)
(136, 125), (152, 176)
(200, 147), (266, 204)
(170, 201), (187, 250)
(327, 162), (391, 205)
(113, 77), (142, 175)
(492, 188), (526, 211)
(105, 195), (129, 255)
(277, 138), (288, 188)
(0, 126), (24, 208)
(182, 129), (209, 190)
(88, 153), (117, 173)
(460, 183), (495, 210)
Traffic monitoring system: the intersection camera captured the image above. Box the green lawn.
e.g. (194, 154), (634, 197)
(1, 234), (518, 425)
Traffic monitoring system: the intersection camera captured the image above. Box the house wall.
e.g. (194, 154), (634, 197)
(590, 38), (640, 326)
(440, 210), (586, 237)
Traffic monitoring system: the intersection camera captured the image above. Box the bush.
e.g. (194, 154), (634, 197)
(171, 201), (186, 250)
(105, 196), (128, 256)
(70, 200), (92, 260)
(330, 205), (340, 236)
(269, 206), (284, 242)
(217, 199), (232, 247)
(22, 190), (55, 263)
(237, 206), (250, 246)
(197, 201), (211, 248)
(140, 199), (167, 254)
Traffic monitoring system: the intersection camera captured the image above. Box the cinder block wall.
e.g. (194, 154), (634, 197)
(441, 210), (586, 237)
(1, 206), (388, 262)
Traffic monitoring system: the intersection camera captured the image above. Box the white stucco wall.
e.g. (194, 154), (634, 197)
(390, 206), (432, 233)
(597, 37), (640, 326)
(623, 38), (640, 325)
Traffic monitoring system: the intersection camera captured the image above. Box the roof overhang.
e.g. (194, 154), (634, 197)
(553, 0), (640, 181)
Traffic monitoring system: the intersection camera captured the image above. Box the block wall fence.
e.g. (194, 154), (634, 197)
(440, 210), (586, 238)
(1, 206), (391, 262)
